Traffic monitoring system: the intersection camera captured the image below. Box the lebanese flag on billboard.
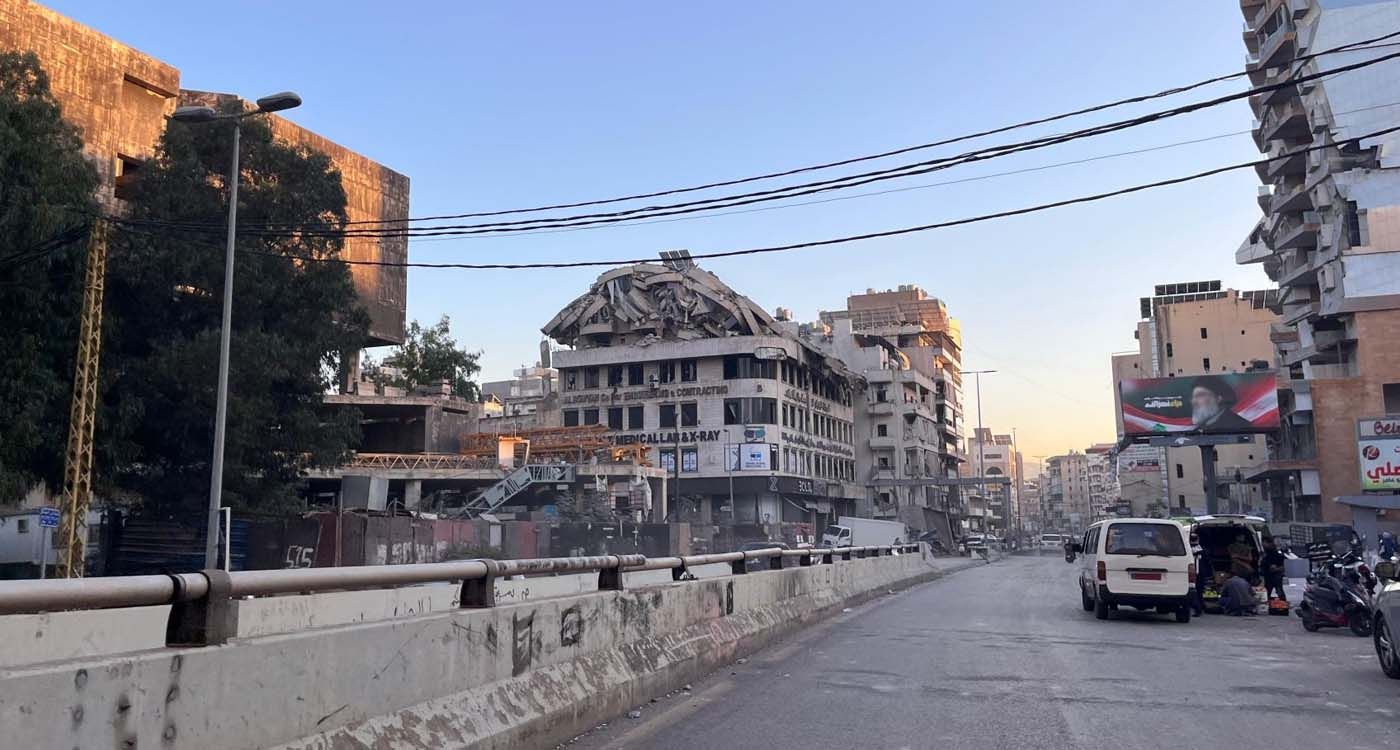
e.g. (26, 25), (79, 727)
(1120, 373), (1279, 436)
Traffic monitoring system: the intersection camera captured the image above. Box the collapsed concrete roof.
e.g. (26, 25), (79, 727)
(542, 263), (781, 349)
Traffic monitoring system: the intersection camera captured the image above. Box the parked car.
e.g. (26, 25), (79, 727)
(1039, 534), (1066, 553)
(1372, 557), (1400, 678)
(1069, 518), (1194, 623)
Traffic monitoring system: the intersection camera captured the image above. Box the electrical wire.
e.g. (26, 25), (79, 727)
(129, 28), (1400, 232)
(119, 40), (1400, 242)
(110, 124), (1400, 271)
(385, 98), (1400, 244)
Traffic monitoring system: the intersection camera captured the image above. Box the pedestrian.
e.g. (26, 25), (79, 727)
(1218, 569), (1256, 616)
(1191, 532), (1212, 616)
(1260, 537), (1287, 603)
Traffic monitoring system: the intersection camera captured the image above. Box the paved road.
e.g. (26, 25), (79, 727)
(570, 554), (1398, 750)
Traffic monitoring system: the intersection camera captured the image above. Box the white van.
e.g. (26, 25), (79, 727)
(1070, 518), (1194, 623)
(1039, 534), (1065, 553)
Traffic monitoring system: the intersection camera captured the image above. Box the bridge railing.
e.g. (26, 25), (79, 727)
(0, 544), (921, 646)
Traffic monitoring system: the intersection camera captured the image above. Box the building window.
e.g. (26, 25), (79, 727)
(628, 405), (644, 429)
(681, 447), (698, 473)
(681, 402), (698, 427)
(564, 370), (578, 391)
(680, 359), (698, 382)
(1384, 383), (1400, 414)
(879, 457), (890, 468)
(17, 519), (29, 534)
(564, 410), (580, 427)
(1177, 494), (1186, 508)
(1200, 327), (1208, 339)
(607, 407), (624, 429)
(723, 397), (777, 425)
(876, 388), (888, 403)
(1202, 357), (1211, 371)
(607, 366), (624, 387)
(723, 354), (777, 380)
(1166, 343), (1174, 358)
(114, 154), (144, 201)
(583, 368), (600, 389)
(659, 449), (676, 473)
(1346, 200), (1364, 247)
(583, 408), (599, 425)
(659, 404), (677, 428)
(627, 363), (644, 386)
(1176, 463), (1184, 479)
(659, 361), (676, 383)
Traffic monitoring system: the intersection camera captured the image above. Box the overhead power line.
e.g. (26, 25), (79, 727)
(120, 38), (1400, 242)
(111, 124), (1400, 271)
(135, 29), (1400, 232)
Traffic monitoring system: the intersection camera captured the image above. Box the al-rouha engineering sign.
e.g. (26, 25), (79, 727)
(1119, 373), (1279, 436)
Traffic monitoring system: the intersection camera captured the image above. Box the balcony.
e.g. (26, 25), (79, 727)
(1236, 220), (1274, 264)
(868, 435), (896, 450)
(1271, 211), (1321, 249)
(1261, 100), (1309, 143)
(1257, 25), (1297, 70)
(867, 400), (894, 416)
(1257, 184), (1274, 211)
(1259, 68), (1301, 109)
(1269, 322), (1300, 345)
(1265, 141), (1305, 179)
(1288, 0), (1309, 19)
(1243, 21), (1261, 54)
(1270, 180), (1313, 216)
(1282, 299), (1319, 325)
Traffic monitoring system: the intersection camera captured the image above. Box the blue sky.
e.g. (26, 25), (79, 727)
(47, 1), (1270, 461)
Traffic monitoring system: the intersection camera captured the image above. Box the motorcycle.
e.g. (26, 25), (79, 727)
(1297, 563), (1373, 636)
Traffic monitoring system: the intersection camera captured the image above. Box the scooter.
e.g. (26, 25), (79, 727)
(1297, 565), (1372, 636)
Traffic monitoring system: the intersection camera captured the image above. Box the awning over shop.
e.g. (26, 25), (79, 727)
(1243, 460), (1316, 483)
(1336, 495), (1400, 511)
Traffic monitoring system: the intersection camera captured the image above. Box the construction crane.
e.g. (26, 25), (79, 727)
(56, 220), (108, 578)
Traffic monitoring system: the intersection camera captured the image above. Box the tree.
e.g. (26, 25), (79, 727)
(0, 52), (99, 502)
(100, 101), (369, 513)
(377, 316), (481, 400)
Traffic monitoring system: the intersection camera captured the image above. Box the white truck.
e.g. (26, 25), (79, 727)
(821, 516), (909, 548)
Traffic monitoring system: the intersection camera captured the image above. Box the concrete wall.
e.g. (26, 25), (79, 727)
(0, 551), (947, 749)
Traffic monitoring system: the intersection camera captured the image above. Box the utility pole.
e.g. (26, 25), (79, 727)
(57, 221), (110, 578)
(965, 370), (996, 533)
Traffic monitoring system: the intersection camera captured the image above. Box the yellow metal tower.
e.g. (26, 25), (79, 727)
(57, 220), (109, 578)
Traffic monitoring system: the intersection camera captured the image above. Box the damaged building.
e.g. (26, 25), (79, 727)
(543, 257), (866, 549)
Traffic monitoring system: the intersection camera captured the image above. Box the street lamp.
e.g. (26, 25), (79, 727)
(964, 369), (996, 535)
(171, 91), (302, 570)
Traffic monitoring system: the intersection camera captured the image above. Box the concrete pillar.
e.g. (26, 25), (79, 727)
(404, 479), (422, 511)
(658, 476), (668, 522)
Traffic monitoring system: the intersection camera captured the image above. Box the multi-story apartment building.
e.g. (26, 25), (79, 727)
(1113, 282), (1279, 514)
(825, 320), (958, 545)
(1236, 0), (1400, 523)
(965, 428), (1023, 537)
(479, 363), (561, 430)
(1086, 444), (1117, 519)
(1045, 451), (1100, 533)
(821, 286), (966, 540)
(543, 260), (864, 547)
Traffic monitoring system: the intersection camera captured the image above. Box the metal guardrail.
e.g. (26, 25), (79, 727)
(0, 544), (920, 646)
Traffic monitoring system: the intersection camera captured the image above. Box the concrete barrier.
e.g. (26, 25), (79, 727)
(0, 550), (959, 749)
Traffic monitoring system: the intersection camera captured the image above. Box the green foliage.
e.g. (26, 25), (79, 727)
(0, 52), (99, 502)
(101, 100), (369, 513)
(377, 315), (481, 400)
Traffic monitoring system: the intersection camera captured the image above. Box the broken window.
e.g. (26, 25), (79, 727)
(659, 361), (676, 384)
(681, 402), (698, 427)
(607, 366), (623, 387)
(583, 368), (600, 389)
(680, 359), (698, 382)
(114, 155), (143, 201)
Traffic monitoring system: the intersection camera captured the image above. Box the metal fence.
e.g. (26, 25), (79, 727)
(0, 544), (920, 647)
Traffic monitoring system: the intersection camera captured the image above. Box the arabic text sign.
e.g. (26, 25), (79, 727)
(1358, 417), (1400, 491)
(1119, 373), (1279, 436)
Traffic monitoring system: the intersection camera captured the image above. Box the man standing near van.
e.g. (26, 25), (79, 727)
(1260, 538), (1287, 602)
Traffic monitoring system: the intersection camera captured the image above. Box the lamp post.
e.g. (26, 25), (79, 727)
(964, 370), (996, 535)
(170, 92), (302, 570)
